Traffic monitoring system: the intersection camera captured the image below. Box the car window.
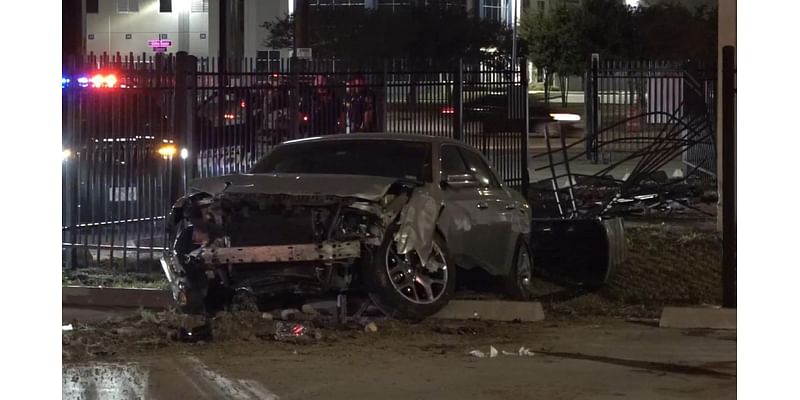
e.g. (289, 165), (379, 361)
(440, 145), (469, 177)
(251, 140), (432, 182)
(458, 148), (501, 188)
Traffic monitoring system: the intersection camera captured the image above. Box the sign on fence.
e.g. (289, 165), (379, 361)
(109, 187), (138, 202)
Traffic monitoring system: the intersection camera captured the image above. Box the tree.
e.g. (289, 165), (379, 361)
(520, 2), (584, 105)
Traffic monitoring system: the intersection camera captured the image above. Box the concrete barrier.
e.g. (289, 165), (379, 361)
(659, 307), (736, 330)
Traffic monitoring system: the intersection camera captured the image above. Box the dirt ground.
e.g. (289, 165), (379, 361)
(62, 221), (723, 320)
(62, 310), (735, 399)
(62, 220), (730, 398)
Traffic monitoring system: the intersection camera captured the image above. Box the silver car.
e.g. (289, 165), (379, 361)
(162, 133), (533, 319)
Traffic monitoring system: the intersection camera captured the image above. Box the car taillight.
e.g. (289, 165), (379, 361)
(224, 113), (236, 120)
(240, 100), (246, 108)
(300, 113), (309, 122)
(441, 106), (455, 115)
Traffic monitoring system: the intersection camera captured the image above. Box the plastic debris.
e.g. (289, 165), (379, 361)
(518, 347), (535, 356)
(364, 322), (378, 333)
(62, 324), (73, 332)
(472, 346), (535, 358)
(274, 321), (316, 343)
(468, 350), (486, 358)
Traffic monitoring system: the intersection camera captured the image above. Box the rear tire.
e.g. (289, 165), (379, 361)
(361, 226), (455, 320)
(504, 236), (535, 301)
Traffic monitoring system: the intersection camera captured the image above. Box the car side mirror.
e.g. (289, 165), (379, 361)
(442, 173), (479, 189)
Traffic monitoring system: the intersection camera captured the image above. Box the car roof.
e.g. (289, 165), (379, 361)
(281, 133), (466, 147)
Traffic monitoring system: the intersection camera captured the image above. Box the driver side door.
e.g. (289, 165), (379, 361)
(438, 145), (516, 275)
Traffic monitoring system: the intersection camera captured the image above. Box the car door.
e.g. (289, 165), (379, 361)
(437, 145), (481, 269)
(455, 146), (519, 274)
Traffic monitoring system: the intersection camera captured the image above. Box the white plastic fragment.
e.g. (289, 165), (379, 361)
(489, 346), (498, 358)
(469, 350), (486, 358)
(501, 350), (517, 356)
(518, 347), (535, 356)
(62, 324), (73, 332)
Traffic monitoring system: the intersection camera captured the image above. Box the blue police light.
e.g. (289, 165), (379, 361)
(62, 77), (70, 88)
(76, 76), (90, 88)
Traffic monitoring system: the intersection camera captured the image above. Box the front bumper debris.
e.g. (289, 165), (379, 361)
(188, 240), (362, 264)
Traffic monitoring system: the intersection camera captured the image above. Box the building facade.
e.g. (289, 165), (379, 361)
(84, 0), (211, 56)
(84, 0), (527, 59)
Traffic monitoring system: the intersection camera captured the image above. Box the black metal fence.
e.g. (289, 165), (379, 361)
(62, 53), (529, 270)
(585, 59), (716, 178)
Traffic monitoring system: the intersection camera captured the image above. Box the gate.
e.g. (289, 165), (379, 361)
(62, 54), (180, 270)
(62, 53), (529, 270)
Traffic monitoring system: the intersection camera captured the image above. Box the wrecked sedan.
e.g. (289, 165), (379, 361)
(162, 134), (533, 319)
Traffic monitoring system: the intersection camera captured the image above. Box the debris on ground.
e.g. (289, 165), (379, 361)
(471, 345), (533, 358)
(274, 321), (321, 343)
(364, 322), (379, 333)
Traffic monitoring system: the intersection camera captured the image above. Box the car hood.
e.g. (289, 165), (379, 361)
(189, 173), (403, 202)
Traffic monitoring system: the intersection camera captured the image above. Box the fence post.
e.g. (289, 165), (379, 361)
(289, 56), (300, 139)
(520, 58), (530, 195)
(586, 53), (600, 162)
(382, 59), (389, 133)
(721, 45), (736, 308)
(175, 52), (197, 190)
(454, 58), (464, 141)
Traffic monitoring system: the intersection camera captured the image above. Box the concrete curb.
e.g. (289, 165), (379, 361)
(432, 300), (545, 322)
(659, 307), (736, 330)
(62, 286), (173, 309)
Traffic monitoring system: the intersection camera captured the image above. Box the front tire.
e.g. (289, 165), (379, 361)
(361, 226), (455, 320)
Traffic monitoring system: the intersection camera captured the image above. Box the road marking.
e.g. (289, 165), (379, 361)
(184, 356), (279, 400)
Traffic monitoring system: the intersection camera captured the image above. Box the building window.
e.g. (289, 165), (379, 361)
(160, 33), (169, 39)
(200, 33), (207, 39)
(257, 51), (282, 73)
(377, 0), (409, 12)
(310, 0), (365, 7)
(191, 0), (209, 13)
(86, 0), (99, 13)
(160, 0), (172, 12)
(117, 0), (139, 13)
(481, 0), (504, 22)
(125, 34), (132, 39)
(537, 0), (545, 13)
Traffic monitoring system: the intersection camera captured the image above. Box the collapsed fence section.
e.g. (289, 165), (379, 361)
(585, 60), (716, 178)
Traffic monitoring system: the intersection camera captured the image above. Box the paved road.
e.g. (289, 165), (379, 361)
(63, 311), (735, 400)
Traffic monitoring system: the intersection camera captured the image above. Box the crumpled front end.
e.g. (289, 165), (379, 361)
(161, 177), (444, 314)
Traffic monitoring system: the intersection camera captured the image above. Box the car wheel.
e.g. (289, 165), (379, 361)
(504, 236), (535, 301)
(361, 226), (455, 320)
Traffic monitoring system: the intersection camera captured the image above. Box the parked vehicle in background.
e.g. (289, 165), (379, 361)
(442, 93), (582, 134)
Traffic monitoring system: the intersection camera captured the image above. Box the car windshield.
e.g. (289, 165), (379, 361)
(250, 139), (433, 182)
